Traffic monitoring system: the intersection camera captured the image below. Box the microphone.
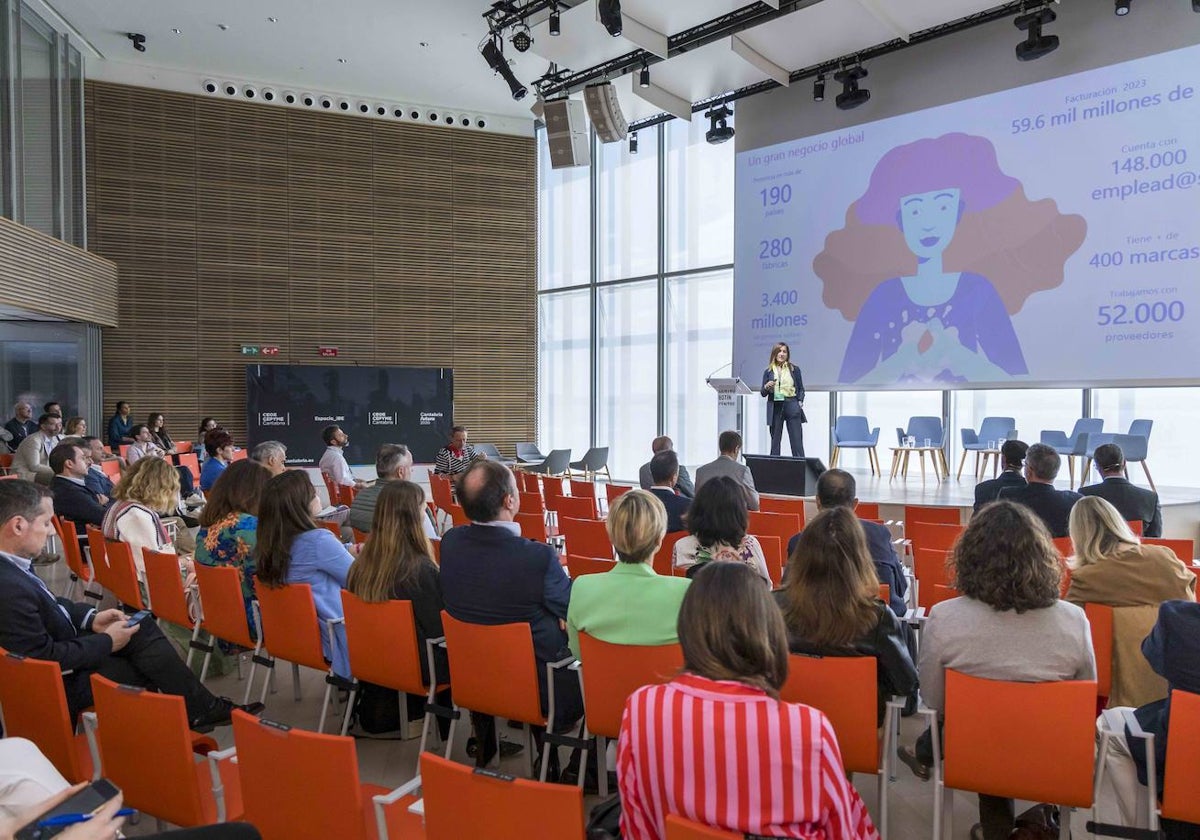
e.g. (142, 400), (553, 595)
(705, 360), (732, 382)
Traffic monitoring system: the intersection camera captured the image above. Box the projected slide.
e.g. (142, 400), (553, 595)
(733, 43), (1200, 388)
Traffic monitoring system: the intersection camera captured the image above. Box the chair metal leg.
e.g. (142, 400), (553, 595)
(292, 662), (302, 701)
(830, 446), (839, 468)
(339, 687), (358, 736)
(184, 623), (203, 669)
(596, 734), (609, 798)
(317, 679), (334, 733)
(526, 723), (537, 779)
(956, 450), (968, 481)
(444, 706), (460, 760)
(1068, 456), (1076, 488)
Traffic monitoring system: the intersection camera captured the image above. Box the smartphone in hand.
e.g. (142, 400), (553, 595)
(124, 609), (152, 627)
(15, 779), (124, 840)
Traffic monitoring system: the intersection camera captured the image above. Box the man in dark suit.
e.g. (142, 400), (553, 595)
(49, 442), (109, 530)
(82, 436), (116, 499)
(637, 436), (695, 499)
(646, 450), (690, 533)
(439, 459), (582, 767)
(1080, 443), (1163, 537)
(786, 469), (907, 616)
(973, 439), (1029, 512)
(997, 443), (1081, 538)
(0, 480), (261, 728)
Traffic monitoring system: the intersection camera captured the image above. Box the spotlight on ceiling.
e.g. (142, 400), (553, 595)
(705, 105), (734, 145)
(481, 36), (528, 100)
(1014, 5), (1059, 61)
(834, 64), (870, 110)
(126, 32), (146, 52)
(511, 22), (533, 52)
(1115, 0), (1131, 14)
(549, 3), (561, 35)
(629, 132), (638, 154)
(598, 0), (622, 37)
(813, 73), (825, 102)
(639, 61), (650, 88)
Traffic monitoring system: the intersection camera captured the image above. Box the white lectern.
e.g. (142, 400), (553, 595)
(706, 377), (756, 437)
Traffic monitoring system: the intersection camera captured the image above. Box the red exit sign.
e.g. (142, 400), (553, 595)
(318, 346), (339, 358)
(262, 346), (280, 357)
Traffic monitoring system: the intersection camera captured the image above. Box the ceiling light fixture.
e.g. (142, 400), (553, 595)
(1115, 0), (1131, 14)
(126, 32), (146, 52)
(267, 16), (278, 23)
(813, 73), (825, 102)
(834, 63), (870, 110)
(629, 132), (638, 154)
(170, 28), (181, 35)
(549, 4), (561, 35)
(705, 105), (734, 144)
(1014, 4), (1059, 61)
(511, 22), (533, 52)
(639, 61), (650, 88)
(598, 0), (622, 37)
(481, 36), (528, 100)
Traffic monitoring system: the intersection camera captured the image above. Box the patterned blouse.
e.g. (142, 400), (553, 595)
(195, 512), (259, 619)
(671, 533), (771, 584)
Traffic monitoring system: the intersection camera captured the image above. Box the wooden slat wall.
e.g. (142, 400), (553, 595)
(0, 216), (118, 325)
(86, 81), (536, 454)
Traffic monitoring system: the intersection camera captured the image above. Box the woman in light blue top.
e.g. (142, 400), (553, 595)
(255, 470), (356, 677)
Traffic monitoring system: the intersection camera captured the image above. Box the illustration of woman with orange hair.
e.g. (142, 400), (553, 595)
(814, 132), (1086, 385)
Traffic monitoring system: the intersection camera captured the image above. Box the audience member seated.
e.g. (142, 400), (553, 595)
(973, 439), (1028, 512)
(996, 442), (1081, 538)
(49, 442), (110, 530)
(438, 460), (580, 767)
(0, 737), (69, 817)
(248, 439), (288, 476)
(638, 436), (695, 499)
(1095, 600), (1200, 838)
(106, 400), (135, 447)
(1066, 496), (1195, 707)
(433, 425), (483, 476)
(63, 416), (87, 437)
(566, 489), (690, 658)
(196, 460), (272, 633)
(195, 417), (218, 461)
(645, 451), (690, 534)
(101, 458), (192, 583)
(1080, 443), (1164, 538)
(12, 413), (62, 485)
(200, 429), (236, 492)
(318, 424), (364, 489)
(777, 506), (917, 724)
(42, 402), (61, 419)
(82, 436), (116, 499)
(618, 561), (878, 840)
(899, 501), (1094, 840)
(787, 468), (907, 616)
(695, 430), (760, 511)
(3, 401), (36, 453)
(145, 412), (177, 454)
(350, 444), (437, 540)
(0, 480), (261, 728)
(345, 479), (450, 735)
(125, 423), (166, 464)
(673, 475), (769, 584)
(256, 470), (356, 679)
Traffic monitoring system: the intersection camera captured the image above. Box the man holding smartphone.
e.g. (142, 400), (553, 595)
(0, 480), (263, 730)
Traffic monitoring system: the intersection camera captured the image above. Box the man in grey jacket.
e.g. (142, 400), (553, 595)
(695, 430), (760, 511)
(637, 435), (694, 499)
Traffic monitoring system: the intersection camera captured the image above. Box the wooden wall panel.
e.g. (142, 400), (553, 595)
(87, 81), (536, 453)
(0, 216), (118, 324)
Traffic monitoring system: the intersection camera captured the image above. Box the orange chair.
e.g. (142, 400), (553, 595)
(428, 473), (455, 515)
(878, 583), (891, 604)
(577, 632), (683, 796)
(253, 580), (346, 731)
(1052, 536), (1074, 558)
(440, 611), (579, 780)
(664, 814), (739, 839)
(118, 444), (131, 460)
(914, 548), (952, 610)
(339, 592), (452, 760)
(516, 471), (541, 494)
(554, 495), (599, 521)
(84, 525), (109, 594)
(758, 495), (806, 527)
(904, 505), (960, 526)
(101, 459), (122, 480)
(934, 670), (1097, 840)
(319, 520), (343, 540)
(101, 539), (147, 610)
(351, 527), (369, 544)
(1143, 537), (1195, 561)
(230, 448), (248, 462)
(1126, 520), (1144, 536)
(54, 516), (98, 602)
(927, 583), (960, 609)
(566, 555), (616, 579)
(1161, 689), (1200, 825)
(86, 675), (238, 826)
(230, 711), (422, 840)
(193, 563), (262, 701)
(446, 504), (470, 527)
(515, 511), (551, 543)
(906, 521), (963, 554)
(605, 483), (634, 506)
(541, 476), (566, 513)
(747, 510), (802, 552)
(559, 517), (612, 559)
(568, 479), (596, 502)
(757, 535), (783, 587)
(0, 650), (97, 782)
(781, 654), (901, 838)
(1085, 603), (1114, 704)
(652, 532), (686, 577)
(0, 452), (12, 474)
(175, 441), (194, 454)
(143, 548), (210, 668)
(420, 751), (586, 840)
(177, 453), (200, 484)
(856, 502), (882, 521)
(519, 491), (546, 516)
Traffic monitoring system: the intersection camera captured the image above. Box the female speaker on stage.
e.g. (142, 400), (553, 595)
(761, 342), (806, 458)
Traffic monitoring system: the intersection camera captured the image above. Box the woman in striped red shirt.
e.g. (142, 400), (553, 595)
(617, 562), (879, 840)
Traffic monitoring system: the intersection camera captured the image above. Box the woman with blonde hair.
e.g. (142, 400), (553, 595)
(101, 456), (189, 576)
(775, 506), (916, 724)
(63, 417), (88, 437)
(566, 489), (690, 658)
(1067, 495), (1195, 707)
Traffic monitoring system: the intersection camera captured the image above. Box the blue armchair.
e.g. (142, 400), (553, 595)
(1082, 419), (1154, 490)
(832, 416), (881, 475)
(893, 416), (948, 480)
(957, 417), (1017, 480)
(1040, 419), (1104, 488)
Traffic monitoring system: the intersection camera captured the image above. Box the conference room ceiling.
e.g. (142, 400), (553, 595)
(51, 0), (1014, 130)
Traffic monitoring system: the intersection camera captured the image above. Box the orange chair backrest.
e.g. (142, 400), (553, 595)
(517, 471), (540, 494)
(568, 479), (595, 500)
(340, 592), (426, 695)
(429, 474), (455, 511)
(89, 675), (210, 826)
(560, 517), (612, 559)
(230, 448), (248, 462)
(0, 650), (91, 782)
(447, 504), (470, 527)
(85, 525), (109, 587)
(515, 512), (549, 543)
(1162, 689), (1200, 824)
(1052, 536), (1074, 558)
(906, 521), (963, 554)
(421, 752), (586, 840)
(55, 517), (91, 583)
(943, 670), (1097, 807)
(519, 491), (546, 515)
(748, 510), (802, 549)
(664, 814), (740, 839)
(878, 583), (891, 604)
(232, 711), (370, 840)
(758, 496), (806, 527)
(318, 520), (342, 539)
(904, 505), (960, 526)
(143, 549), (191, 629)
(253, 580), (328, 672)
(555, 495), (598, 521)
(177, 453), (200, 483)
(193, 563), (256, 649)
(781, 654), (879, 774)
(102, 540), (147, 610)
(652, 532), (686, 577)
(542, 477), (566, 510)
(566, 555), (616, 579)
(350, 527), (369, 544)
(1126, 520), (1143, 536)
(0, 452), (12, 469)
(605, 483), (634, 505)
(928, 584), (960, 608)
(1084, 603), (1113, 700)
(856, 502), (881, 521)
(757, 535), (783, 588)
(175, 441), (193, 454)
(578, 633), (682, 739)
(441, 611), (544, 726)
(118, 445), (131, 459)
(101, 459), (122, 480)
(914, 548), (952, 609)
(1143, 537), (1195, 562)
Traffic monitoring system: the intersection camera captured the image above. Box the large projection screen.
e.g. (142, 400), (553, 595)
(733, 43), (1200, 390)
(245, 365), (453, 466)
